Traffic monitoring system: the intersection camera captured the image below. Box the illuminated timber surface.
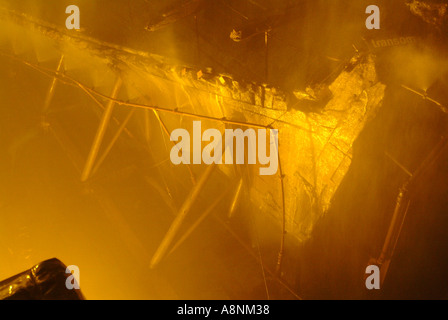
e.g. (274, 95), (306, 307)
(0, 0), (447, 300)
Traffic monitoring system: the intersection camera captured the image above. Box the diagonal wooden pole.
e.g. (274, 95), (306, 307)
(150, 131), (228, 269)
(43, 54), (64, 114)
(91, 108), (136, 176)
(81, 77), (122, 182)
(150, 162), (216, 269)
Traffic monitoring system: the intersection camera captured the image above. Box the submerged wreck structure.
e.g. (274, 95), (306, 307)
(1, 0), (447, 300)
